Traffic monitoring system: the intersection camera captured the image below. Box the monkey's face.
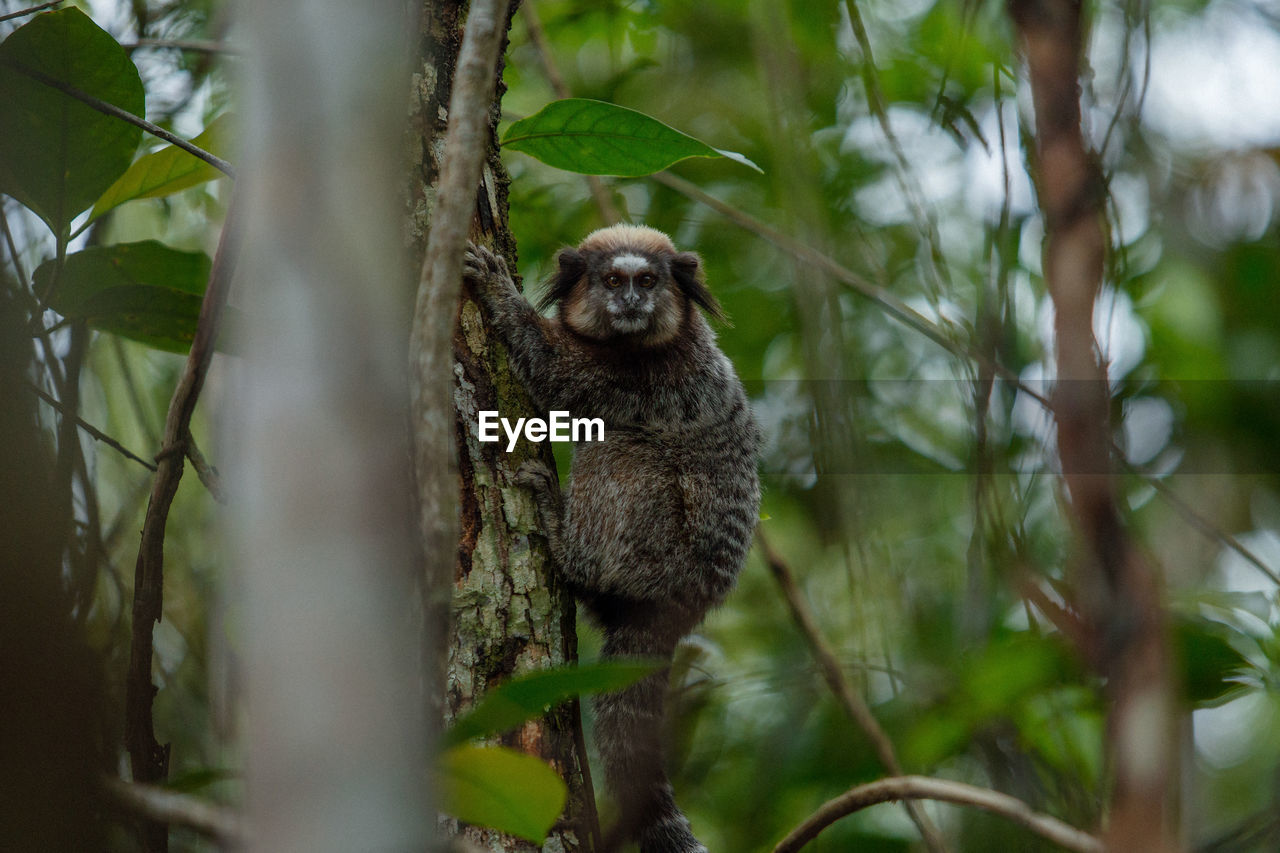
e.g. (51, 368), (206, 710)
(597, 253), (679, 333)
(540, 225), (724, 344)
(565, 251), (684, 344)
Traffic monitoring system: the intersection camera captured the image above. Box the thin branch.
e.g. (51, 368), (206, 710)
(51, 323), (88, 617)
(772, 775), (1104, 853)
(757, 532), (950, 853)
(125, 196), (240, 851)
(122, 38), (239, 55)
(520, 0), (621, 225)
(653, 171), (974, 367)
(69, 390), (105, 621)
(1, 199), (67, 389)
(1136, 473), (1279, 586)
(0, 60), (235, 178)
(0, 201), (31, 291)
(651, 171), (1278, 586)
(110, 335), (161, 446)
(184, 434), (225, 504)
(409, 0), (506, 617)
(0, 0), (64, 23)
(26, 381), (156, 471)
(841, 0), (953, 300)
(102, 777), (244, 847)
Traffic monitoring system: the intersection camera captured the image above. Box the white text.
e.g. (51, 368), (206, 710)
(477, 410), (605, 452)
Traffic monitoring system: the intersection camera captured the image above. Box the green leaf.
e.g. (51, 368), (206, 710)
(164, 767), (237, 794)
(445, 660), (660, 747)
(89, 113), (233, 223)
(37, 241), (211, 353)
(0, 8), (144, 237)
(902, 713), (972, 767)
(502, 98), (761, 177)
(1175, 616), (1253, 708)
(960, 638), (1067, 720)
(438, 745), (567, 843)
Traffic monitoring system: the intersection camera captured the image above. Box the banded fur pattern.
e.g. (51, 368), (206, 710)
(464, 227), (760, 853)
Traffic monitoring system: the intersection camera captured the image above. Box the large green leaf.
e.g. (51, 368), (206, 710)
(1174, 616), (1254, 708)
(89, 113), (233, 223)
(438, 745), (567, 843)
(37, 241), (211, 353)
(0, 8), (144, 237)
(445, 659), (660, 748)
(502, 98), (760, 177)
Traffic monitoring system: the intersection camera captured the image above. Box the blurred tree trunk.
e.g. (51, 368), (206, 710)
(1009, 2), (1177, 851)
(0, 281), (106, 852)
(408, 2), (598, 850)
(230, 0), (430, 851)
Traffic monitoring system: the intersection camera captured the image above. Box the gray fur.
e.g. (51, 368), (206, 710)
(464, 229), (760, 853)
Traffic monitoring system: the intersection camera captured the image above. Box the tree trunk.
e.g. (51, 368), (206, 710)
(408, 2), (598, 850)
(1009, 2), (1177, 850)
(229, 0), (431, 850)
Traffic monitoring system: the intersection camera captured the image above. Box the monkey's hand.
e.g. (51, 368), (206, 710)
(463, 242), (566, 415)
(463, 242), (519, 313)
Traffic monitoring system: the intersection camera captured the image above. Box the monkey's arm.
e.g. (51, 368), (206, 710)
(463, 245), (576, 411)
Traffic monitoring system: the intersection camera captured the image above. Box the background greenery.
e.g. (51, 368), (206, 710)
(3, 0), (1279, 850)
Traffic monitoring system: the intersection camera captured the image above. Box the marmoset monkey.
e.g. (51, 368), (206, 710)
(464, 225), (760, 853)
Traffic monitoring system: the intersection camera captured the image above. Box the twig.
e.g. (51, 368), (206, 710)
(125, 197), (240, 852)
(26, 381), (156, 470)
(0, 0), (63, 23)
(651, 171), (1278, 586)
(519, 0), (621, 225)
(757, 532), (950, 853)
(655, 171), (990, 372)
(0, 202), (30, 290)
(122, 39), (239, 55)
(51, 323), (88, 616)
(102, 776), (245, 847)
(409, 0), (506, 606)
(0, 60), (234, 178)
(111, 335), (160, 447)
(1136, 472), (1278, 585)
(841, 0), (953, 299)
(772, 775), (1104, 853)
(185, 434), (225, 504)
(1, 201), (66, 389)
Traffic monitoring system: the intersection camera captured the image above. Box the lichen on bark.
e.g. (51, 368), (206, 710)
(409, 2), (598, 850)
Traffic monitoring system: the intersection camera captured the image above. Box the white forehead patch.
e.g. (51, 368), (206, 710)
(610, 253), (650, 274)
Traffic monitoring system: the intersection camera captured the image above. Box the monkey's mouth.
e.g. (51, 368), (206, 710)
(611, 314), (648, 333)
(608, 302), (651, 332)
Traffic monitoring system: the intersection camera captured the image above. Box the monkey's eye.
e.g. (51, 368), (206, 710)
(638, 273), (655, 288)
(605, 274), (621, 288)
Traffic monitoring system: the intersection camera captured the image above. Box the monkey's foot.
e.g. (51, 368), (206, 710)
(514, 459), (557, 498)
(515, 459), (568, 572)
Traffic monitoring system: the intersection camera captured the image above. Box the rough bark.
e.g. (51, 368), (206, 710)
(409, 2), (597, 850)
(1009, 1), (1177, 850)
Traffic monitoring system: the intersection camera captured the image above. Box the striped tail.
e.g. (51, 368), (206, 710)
(594, 621), (706, 853)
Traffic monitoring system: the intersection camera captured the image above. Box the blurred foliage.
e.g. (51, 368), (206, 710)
(4, 0), (1280, 850)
